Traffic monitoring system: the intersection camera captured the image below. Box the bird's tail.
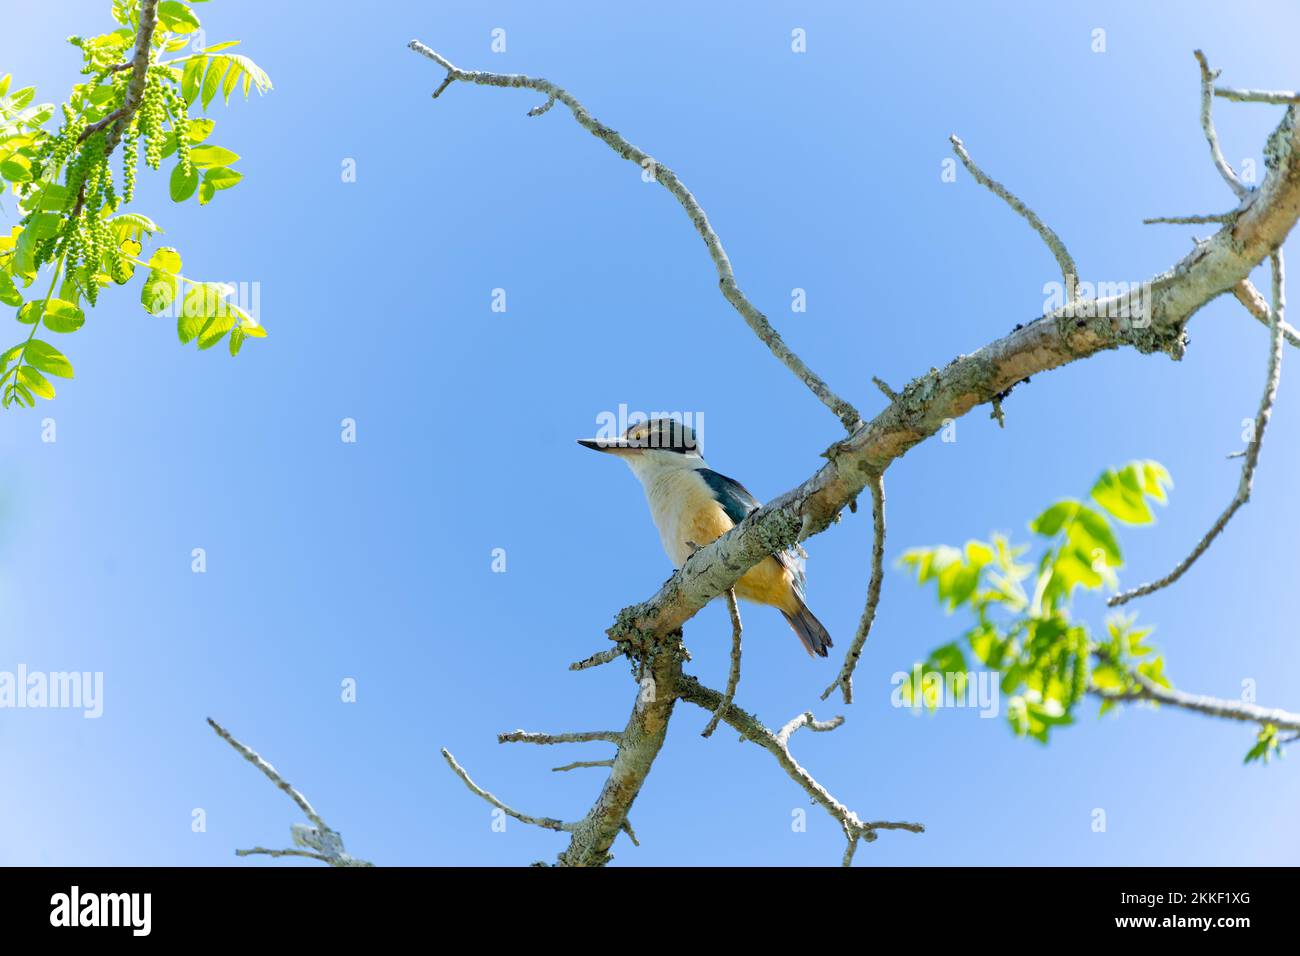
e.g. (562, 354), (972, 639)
(781, 598), (833, 658)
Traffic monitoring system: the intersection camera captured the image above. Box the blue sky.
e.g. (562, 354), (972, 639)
(1, 0), (1297, 866)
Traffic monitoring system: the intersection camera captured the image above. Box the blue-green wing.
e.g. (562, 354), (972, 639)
(697, 468), (807, 598)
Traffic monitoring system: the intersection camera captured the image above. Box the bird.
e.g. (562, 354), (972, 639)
(577, 417), (833, 657)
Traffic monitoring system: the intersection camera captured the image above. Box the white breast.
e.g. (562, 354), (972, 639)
(623, 453), (723, 568)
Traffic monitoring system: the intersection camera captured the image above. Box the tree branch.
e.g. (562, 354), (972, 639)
(408, 40), (863, 432)
(1232, 277), (1300, 347)
(1196, 50), (1251, 199)
(822, 472), (885, 703)
(1110, 250), (1284, 606)
(679, 676), (923, 865)
(207, 717), (372, 867)
(498, 730), (622, 746)
(701, 589), (742, 738)
(442, 748), (575, 833)
(1090, 666), (1300, 734)
(949, 134), (1078, 288)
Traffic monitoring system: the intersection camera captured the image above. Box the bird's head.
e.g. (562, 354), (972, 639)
(577, 417), (703, 473)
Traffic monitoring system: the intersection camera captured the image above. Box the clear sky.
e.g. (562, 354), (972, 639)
(1, 0), (1297, 867)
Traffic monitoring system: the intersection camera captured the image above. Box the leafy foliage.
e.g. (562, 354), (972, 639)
(899, 462), (1270, 757)
(0, 0), (270, 407)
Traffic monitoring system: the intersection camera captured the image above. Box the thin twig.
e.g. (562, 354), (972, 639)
(1089, 660), (1300, 733)
(441, 748), (575, 832)
(569, 647), (625, 671)
(552, 759), (616, 773)
(1215, 87), (1300, 105)
(207, 717), (372, 866)
(949, 134), (1078, 288)
(1233, 278), (1300, 348)
(678, 675), (923, 867)
(1143, 212), (1234, 225)
(822, 474), (886, 703)
(1110, 250), (1284, 606)
(408, 40), (862, 432)
(235, 847), (332, 862)
(1195, 50), (1250, 199)
(207, 717), (327, 831)
(498, 730), (622, 746)
(871, 376), (899, 401)
(775, 710), (845, 747)
(701, 590), (742, 738)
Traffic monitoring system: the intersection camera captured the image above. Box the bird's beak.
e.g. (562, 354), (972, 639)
(576, 438), (637, 455)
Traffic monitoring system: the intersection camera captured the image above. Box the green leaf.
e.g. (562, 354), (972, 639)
(43, 298), (85, 333)
(200, 56), (229, 110)
(1031, 499), (1079, 537)
(141, 270), (178, 315)
(0, 154), (32, 182)
(202, 167), (242, 191)
(186, 117), (215, 142)
(1070, 505), (1122, 565)
(1090, 468), (1154, 525)
(181, 56), (205, 105)
(190, 144), (239, 169)
(178, 282), (232, 343)
(1140, 460), (1173, 503)
(170, 162), (198, 201)
(110, 212), (162, 244)
(198, 179), (216, 205)
(17, 364), (54, 399)
(17, 300), (44, 324)
(148, 247), (182, 274)
(0, 270), (20, 307)
(29, 181), (70, 211)
(227, 54), (272, 95)
(228, 326), (245, 355)
(24, 339), (73, 378)
(222, 60), (241, 102)
(157, 1), (202, 34)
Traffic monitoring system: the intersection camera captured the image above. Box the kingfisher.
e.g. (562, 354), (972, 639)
(578, 418), (833, 657)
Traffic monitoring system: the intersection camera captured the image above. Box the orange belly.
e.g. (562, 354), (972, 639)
(734, 555), (796, 611)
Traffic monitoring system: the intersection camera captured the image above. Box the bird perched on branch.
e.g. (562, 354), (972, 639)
(578, 417), (833, 657)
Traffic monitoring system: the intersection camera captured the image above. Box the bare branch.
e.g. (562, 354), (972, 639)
(1233, 278), (1300, 348)
(1195, 50), (1251, 199)
(679, 675), (922, 866)
(208, 717), (327, 831)
(552, 759), (616, 773)
(498, 730), (622, 746)
(701, 589), (742, 739)
(949, 134), (1078, 288)
(441, 748), (575, 833)
(822, 473), (886, 703)
(235, 847), (332, 863)
(775, 710), (845, 746)
(555, 650), (681, 865)
(569, 647), (625, 671)
(408, 40), (862, 432)
(871, 376), (899, 400)
(1143, 212), (1234, 225)
(1110, 250), (1284, 606)
(207, 717), (372, 866)
(1216, 86), (1300, 105)
(1090, 661), (1300, 733)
